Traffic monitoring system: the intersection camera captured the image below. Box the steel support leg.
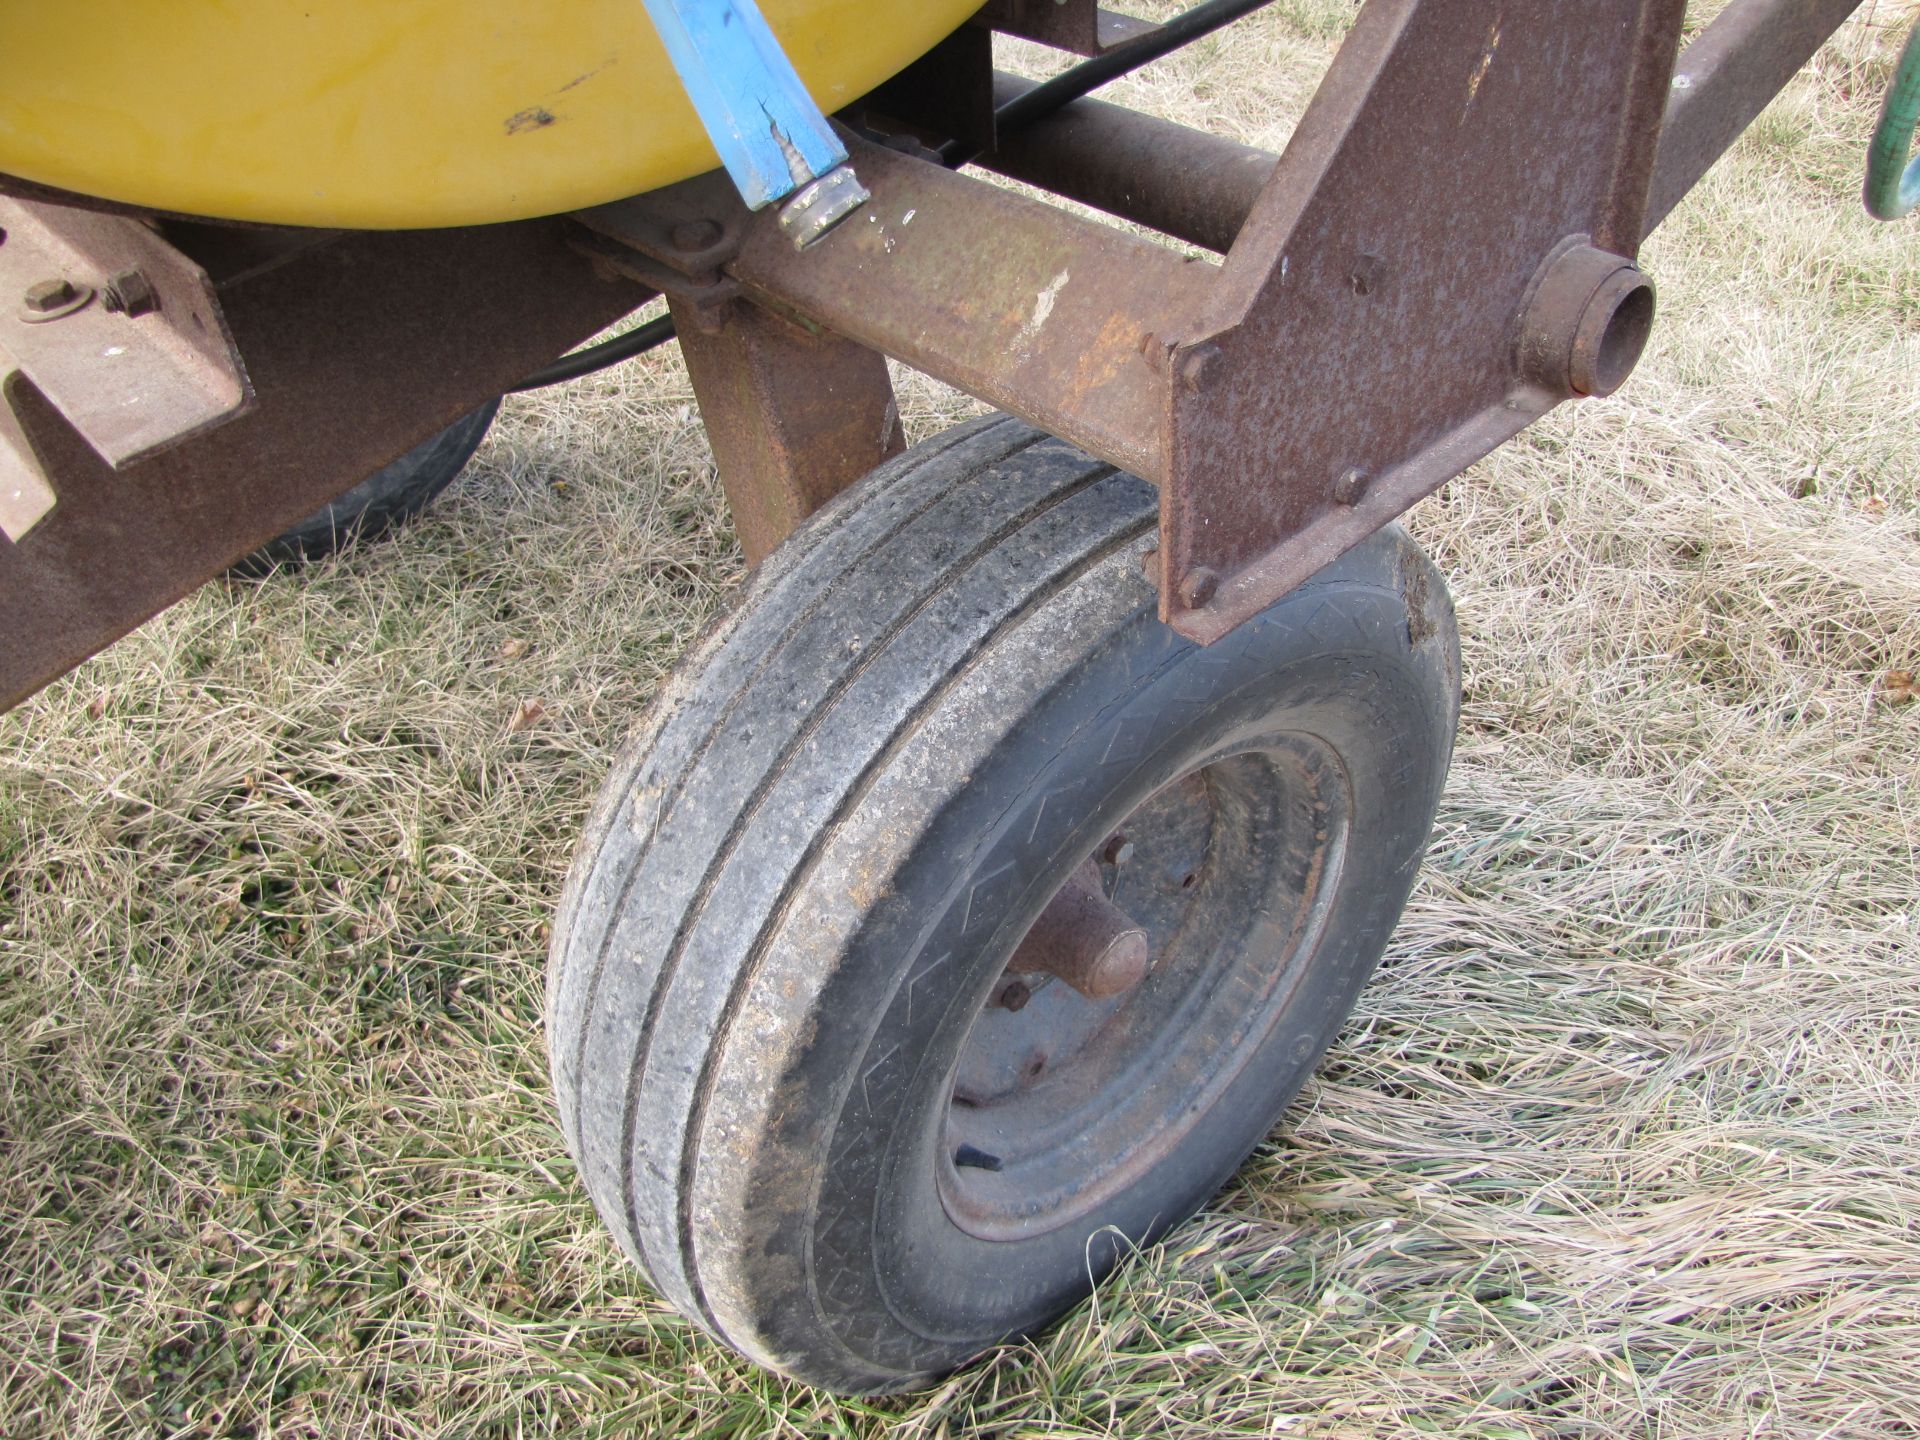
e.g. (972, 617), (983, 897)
(670, 297), (904, 565)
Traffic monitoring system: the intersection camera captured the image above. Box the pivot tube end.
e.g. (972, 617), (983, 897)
(1518, 241), (1657, 400)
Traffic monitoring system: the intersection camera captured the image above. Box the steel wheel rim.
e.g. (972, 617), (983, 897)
(937, 734), (1354, 1241)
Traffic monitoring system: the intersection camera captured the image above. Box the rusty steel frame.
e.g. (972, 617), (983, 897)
(588, 0), (1863, 642)
(670, 295), (905, 566)
(0, 0), (1868, 711)
(0, 220), (651, 710)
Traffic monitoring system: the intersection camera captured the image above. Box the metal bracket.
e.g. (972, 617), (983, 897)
(977, 0), (1158, 56)
(0, 201), (251, 477)
(1158, 0), (1686, 639)
(579, 0), (1865, 647)
(0, 364), (56, 541)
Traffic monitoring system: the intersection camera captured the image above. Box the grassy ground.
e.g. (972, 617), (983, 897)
(3, 4), (1918, 1436)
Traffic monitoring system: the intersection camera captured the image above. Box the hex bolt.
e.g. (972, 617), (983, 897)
(1177, 342), (1222, 393)
(101, 269), (157, 317)
(22, 278), (77, 313)
(1177, 566), (1219, 610)
(1101, 834), (1135, 866)
(19, 276), (92, 323)
(1333, 467), (1371, 505)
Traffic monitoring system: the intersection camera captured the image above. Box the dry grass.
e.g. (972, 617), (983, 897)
(3, 4), (1918, 1436)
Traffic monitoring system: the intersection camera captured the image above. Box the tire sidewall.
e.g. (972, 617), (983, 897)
(740, 538), (1456, 1383)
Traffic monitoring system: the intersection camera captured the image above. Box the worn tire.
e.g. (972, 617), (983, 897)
(548, 415), (1461, 1392)
(230, 399), (500, 575)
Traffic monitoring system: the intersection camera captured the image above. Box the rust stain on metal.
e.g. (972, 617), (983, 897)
(670, 295), (903, 567)
(0, 221), (651, 711)
(1159, 0), (1688, 642)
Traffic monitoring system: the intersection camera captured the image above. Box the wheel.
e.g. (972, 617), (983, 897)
(547, 415), (1461, 1392)
(229, 400), (500, 575)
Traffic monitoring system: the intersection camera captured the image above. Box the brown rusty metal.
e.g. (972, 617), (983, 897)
(976, 0), (1157, 56)
(670, 295), (904, 565)
(1007, 861), (1150, 1000)
(981, 72), (1275, 255)
(1158, 0), (1688, 640)
(0, 220), (651, 711)
(1, 0), (1859, 719)
(0, 363), (57, 541)
(722, 130), (1211, 483)
(566, 0), (1856, 650)
(1645, 0), (1866, 233)
(0, 200), (251, 471)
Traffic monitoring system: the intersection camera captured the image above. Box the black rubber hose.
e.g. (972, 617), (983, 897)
(508, 313), (677, 392)
(941, 0), (1279, 167)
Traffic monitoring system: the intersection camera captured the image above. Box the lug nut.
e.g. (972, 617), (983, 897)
(995, 979), (1033, 1012)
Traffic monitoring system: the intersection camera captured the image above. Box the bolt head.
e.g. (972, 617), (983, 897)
(1333, 468), (1370, 505)
(1177, 566), (1219, 610)
(23, 278), (76, 313)
(101, 269), (157, 317)
(1101, 835), (1135, 866)
(1177, 343), (1222, 393)
(997, 979), (1032, 1012)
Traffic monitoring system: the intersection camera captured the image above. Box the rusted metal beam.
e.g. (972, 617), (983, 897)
(724, 132), (1214, 485)
(1645, 0), (1866, 233)
(0, 221), (651, 711)
(1156, 0), (1687, 639)
(589, 0), (1864, 649)
(671, 296), (904, 565)
(980, 72), (1274, 255)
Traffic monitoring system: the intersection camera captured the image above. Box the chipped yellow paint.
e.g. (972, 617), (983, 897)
(0, 0), (977, 228)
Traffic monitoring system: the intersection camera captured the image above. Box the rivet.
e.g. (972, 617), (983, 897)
(669, 219), (724, 252)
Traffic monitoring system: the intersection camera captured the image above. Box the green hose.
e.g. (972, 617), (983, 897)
(1865, 23), (1920, 221)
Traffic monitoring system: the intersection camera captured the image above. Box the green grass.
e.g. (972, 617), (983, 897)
(3, 5), (1918, 1436)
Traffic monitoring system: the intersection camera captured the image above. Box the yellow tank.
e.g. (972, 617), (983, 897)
(0, 1), (977, 229)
